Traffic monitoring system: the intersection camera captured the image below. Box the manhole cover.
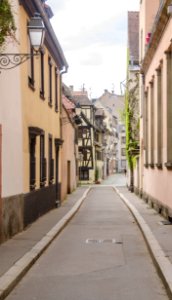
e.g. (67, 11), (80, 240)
(85, 239), (123, 244)
(85, 239), (100, 244)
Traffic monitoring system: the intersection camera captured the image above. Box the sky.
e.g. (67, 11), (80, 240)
(47, 0), (139, 98)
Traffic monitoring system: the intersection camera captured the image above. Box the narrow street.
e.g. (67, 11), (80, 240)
(5, 185), (168, 300)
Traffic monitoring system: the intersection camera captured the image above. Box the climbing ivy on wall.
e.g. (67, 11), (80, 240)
(125, 50), (140, 168)
(0, 0), (16, 48)
(125, 81), (139, 168)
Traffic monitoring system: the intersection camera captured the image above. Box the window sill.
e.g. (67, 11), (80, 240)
(28, 77), (35, 91)
(156, 163), (162, 169)
(40, 181), (46, 188)
(40, 91), (45, 100)
(30, 184), (36, 191)
(149, 163), (155, 169)
(49, 179), (54, 185)
(165, 161), (172, 169)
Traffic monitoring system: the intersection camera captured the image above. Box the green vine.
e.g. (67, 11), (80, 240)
(0, 0), (16, 48)
(125, 57), (140, 168)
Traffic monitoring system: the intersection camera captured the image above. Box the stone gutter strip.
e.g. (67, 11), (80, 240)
(0, 187), (91, 300)
(114, 186), (172, 299)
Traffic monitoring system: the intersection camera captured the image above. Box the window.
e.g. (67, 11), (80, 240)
(156, 62), (163, 168)
(55, 67), (58, 111)
(40, 134), (46, 187)
(165, 50), (172, 168)
(150, 78), (155, 167)
(121, 125), (125, 132)
(48, 57), (53, 107)
(144, 90), (148, 167)
(29, 127), (44, 191)
(121, 136), (126, 144)
(95, 132), (99, 142)
(121, 160), (126, 168)
(96, 151), (102, 161)
(48, 134), (54, 184)
(80, 168), (89, 180)
(121, 148), (126, 156)
(140, 29), (143, 62)
(40, 49), (45, 99)
(78, 128), (83, 138)
(29, 135), (36, 190)
(28, 47), (35, 90)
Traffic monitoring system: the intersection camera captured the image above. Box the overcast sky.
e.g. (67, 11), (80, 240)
(47, 0), (139, 98)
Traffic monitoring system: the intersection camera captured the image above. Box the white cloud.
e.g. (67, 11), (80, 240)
(47, 0), (139, 97)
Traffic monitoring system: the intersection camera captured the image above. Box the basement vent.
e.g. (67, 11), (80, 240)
(159, 220), (172, 225)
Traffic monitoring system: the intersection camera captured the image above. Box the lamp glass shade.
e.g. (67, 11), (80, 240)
(29, 29), (45, 51)
(28, 13), (45, 51)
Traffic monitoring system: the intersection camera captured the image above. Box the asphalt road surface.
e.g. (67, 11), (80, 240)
(5, 187), (168, 300)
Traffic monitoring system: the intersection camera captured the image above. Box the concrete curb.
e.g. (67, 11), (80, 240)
(114, 186), (172, 299)
(0, 187), (91, 300)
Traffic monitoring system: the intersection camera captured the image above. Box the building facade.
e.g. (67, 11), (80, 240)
(61, 94), (78, 200)
(95, 90), (126, 173)
(140, 0), (172, 218)
(0, 0), (68, 242)
(126, 11), (140, 191)
(72, 90), (96, 184)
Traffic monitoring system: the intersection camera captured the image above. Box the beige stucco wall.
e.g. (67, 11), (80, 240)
(19, 6), (62, 192)
(0, 0), (23, 197)
(61, 108), (77, 200)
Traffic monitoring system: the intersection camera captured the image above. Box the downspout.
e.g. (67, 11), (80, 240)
(57, 66), (68, 203)
(140, 72), (145, 197)
(59, 66), (68, 137)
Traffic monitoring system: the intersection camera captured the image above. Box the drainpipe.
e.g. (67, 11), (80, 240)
(140, 72), (145, 197)
(60, 66), (68, 134)
(58, 66), (68, 204)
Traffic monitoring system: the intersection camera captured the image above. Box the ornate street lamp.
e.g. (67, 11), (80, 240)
(0, 13), (45, 70)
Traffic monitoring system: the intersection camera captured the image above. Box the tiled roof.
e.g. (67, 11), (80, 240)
(128, 11), (139, 62)
(72, 94), (92, 106)
(62, 95), (75, 110)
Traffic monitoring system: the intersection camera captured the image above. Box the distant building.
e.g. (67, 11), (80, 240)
(61, 95), (78, 200)
(71, 90), (96, 184)
(95, 90), (126, 173)
(126, 11), (140, 191)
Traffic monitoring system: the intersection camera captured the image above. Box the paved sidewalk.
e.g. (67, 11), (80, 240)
(0, 175), (172, 299)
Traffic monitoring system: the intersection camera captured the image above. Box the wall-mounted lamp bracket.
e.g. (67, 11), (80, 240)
(0, 52), (38, 70)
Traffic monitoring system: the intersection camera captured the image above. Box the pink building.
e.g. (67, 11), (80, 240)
(140, 0), (172, 219)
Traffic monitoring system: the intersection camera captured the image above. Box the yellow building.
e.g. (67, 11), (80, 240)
(0, 0), (68, 242)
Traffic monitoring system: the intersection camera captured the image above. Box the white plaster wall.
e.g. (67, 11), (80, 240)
(0, 0), (23, 197)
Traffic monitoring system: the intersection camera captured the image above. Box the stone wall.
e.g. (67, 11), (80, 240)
(1, 194), (24, 243)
